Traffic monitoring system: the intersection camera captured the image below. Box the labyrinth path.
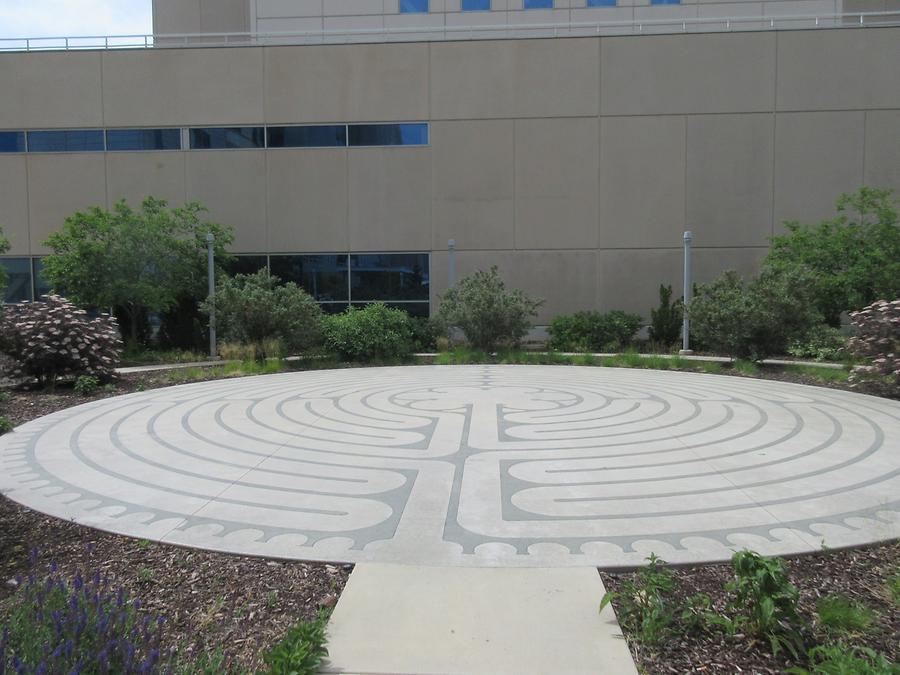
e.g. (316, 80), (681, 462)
(1, 365), (898, 567)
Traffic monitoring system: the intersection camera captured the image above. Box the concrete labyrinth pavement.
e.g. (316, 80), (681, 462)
(1, 365), (898, 568)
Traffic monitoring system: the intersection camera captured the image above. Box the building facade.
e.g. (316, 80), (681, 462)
(0, 3), (898, 322)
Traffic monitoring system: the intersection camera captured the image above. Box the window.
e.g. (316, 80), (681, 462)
(269, 254), (349, 302)
(31, 258), (52, 299)
(650, 0), (680, 4)
(399, 0), (429, 12)
(348, 123), (428, 147)
(189, 127), (264, 149)
(462, 0), (491, 10)
(350, 254), (429, 302)
(587, 0), (616, 6)
(226, 255), (269, 277)
(524, 0), (553, 8)
(267, 125), (347, 148)
(27, 130), (104, 152)
(1, 258), (32, 303)
(0, 131), (25, 153)
(106, 128), (181, 151)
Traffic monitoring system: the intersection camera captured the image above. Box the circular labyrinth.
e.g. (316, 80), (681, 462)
(1, 365), (898, 567)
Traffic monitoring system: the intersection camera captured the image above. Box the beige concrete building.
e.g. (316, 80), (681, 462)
(1, 4), (899, 322)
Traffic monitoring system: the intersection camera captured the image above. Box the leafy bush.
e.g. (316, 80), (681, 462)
(202, 270), (322, 361)
(599, 554), (675, 645)
(0, 295), (123, 386)
(322, 303), (415, 361)
(648, 284), (683, 348)
(764, 186), (900, 326)
(788, 324), (847, 362)
(727, 550), (805, 658)
(688, 269), (822, 361)
(262, 610), (330, 675)
(548, 310), (642, 352)
(410, 316), (440, 353)
(73, 374), (101, 396)
(1, 557), (170, 673)
(436, 267), (543, 353)
(0, 416), (12, 435)
(847, 299), (900, 397)
(788, 643), (899, 675)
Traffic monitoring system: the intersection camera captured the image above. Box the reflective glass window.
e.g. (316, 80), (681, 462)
(27, 130), (104, 152)
(269, 254), (349, 302)
(524, 0), (553, 6)
(226, 255), (269, 277)
(352, 302), (430, 318)
(462, 0), (491, 9)
(319, 302), (350, 315)
(31, 258), (53, 298)
(650, 0), (679, 4)
(1, 258), (32, 303)
(587, 0), (616, 5)
(0, 131), (25, 153)
(348, 123), (428, 147)
(400, 0), (429, 11)
(350, 253), (429, 302)
(189, 127), (265, 149)
(106, 128), (181, 151)
(267, 126), (347, 148)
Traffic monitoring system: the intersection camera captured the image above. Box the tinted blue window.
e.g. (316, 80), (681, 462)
(106, 128), (181, 151)
(462, 0), (491, 9)
(400, 0), (429, 11)
(348, 124), (428, 147)
(587, 0), (616, 5)
(227, 255), (269, 277)
(267, 126), (347, 148)
(650, 0), (680, 4)
(269, 254), (349, 302)
(0, 131), (25, 153)
(1, 258), (32, 303)
(350, 254), (429, 302)
(27, 130), (104, 152)
(31, 258), (53, 298)
(189, 127), (264, 149)
(524, 0), (553, 7)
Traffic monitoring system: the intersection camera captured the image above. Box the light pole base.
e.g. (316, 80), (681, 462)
(678, 349), (694, 356)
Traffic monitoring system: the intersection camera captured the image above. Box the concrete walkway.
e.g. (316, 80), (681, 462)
(323, 564), (637, 675)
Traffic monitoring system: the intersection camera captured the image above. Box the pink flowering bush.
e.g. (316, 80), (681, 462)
(847, 299), (900, 397)
(0, 295), (122, 386)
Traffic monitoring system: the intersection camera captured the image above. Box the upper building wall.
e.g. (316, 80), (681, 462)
(152, 0), (250, 35)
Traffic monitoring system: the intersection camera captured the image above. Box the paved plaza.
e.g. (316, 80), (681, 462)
(1, 365), (898, 568)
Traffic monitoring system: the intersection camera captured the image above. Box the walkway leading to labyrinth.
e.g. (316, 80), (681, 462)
(1, 365), (898, 568)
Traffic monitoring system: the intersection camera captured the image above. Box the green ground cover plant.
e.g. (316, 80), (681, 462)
(789, 643), (899, 675)
(73, 374), (100, 396)
(599, 554), (675, 645)
(0, 416), (13, 435)
(816, 595), (876, 634)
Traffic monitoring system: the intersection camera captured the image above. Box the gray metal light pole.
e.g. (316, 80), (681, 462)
(448, 238), (456, 288)
(680, 230), (693, 355)
(206, 232), (216, 359)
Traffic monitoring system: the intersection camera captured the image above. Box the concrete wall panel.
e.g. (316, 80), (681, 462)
(186, 150), (267, 252)
(514, 117), (600, 250)
(773, 111), (865, 227)
(864, 110), (900, 191)
(349, 148), (433, 251)
(600, 32), (775, 115)
(597, 248), (681, 317)
(432, 120), (515, 250)
(0, 52), (102, 129)
(265, 43), (429, 123)
(599, 116), (686, 249)
(430, 38), (600, 119)
(103, 48), (264, 126)
(776, 28), (900, 111)
(686, 113), (775, 247)
(105, 152), (187, 209)
(27, 155), (107, 254)
(0, 157), (29, 255)
(266, 149), (349, 253)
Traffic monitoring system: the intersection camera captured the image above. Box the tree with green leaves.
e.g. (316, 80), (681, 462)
(42, 198), (233, 344)
(763, 186), (900, 326)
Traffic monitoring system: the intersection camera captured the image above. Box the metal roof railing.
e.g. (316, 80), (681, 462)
(0, 10), (898, 51)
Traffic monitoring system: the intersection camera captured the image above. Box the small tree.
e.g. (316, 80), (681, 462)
(201, 270), (322, 361)
(648, 284), (683, 348)
(436, 266), (543, 352)
(42, 198), (233, 344)
(764, 187), (900, 325)
(847, 299), (900, 397)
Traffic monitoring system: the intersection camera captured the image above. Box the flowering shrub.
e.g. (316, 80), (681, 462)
(0, 295), (122, 386)
(847, 299), (900, 397)
(1, 552), (169, 674)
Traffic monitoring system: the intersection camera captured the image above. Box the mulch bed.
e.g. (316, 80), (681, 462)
(600, 540), (900, 673)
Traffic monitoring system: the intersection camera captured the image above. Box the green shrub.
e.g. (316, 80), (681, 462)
(548, 310), (642, 352)
(322, 303), (415, 361)
(73, 374), (101, 396)
(0, 416), (12, 435)
(788, 324), (847, 362)
(436, 267), (542, 353)
(788, 643), (899, 675)
(599, 554), (675, 645)
(201, 270), (322, 361)
(648, 284), (683, 348)
(688, 269), (822, 361)
(262, 610), (330, 675)
(410, 316), (440, 353)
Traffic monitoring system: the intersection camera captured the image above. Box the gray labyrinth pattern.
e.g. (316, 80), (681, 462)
(1, 365), (899, 568)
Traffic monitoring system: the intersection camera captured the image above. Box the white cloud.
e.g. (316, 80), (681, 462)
(0, 0), (152, 39)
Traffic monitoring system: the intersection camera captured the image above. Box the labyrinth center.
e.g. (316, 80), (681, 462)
(1, 365), (898, 567)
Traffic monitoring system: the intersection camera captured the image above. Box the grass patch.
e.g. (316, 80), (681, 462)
(888, 569), (900, 607)
(164, 359), (289, 383)
(731, 359), (760, 376)
(122, 347), (207, 365)
(783, 364), (851, 383)
(695, 360), (724, 374)
(816, 595), (876, 634)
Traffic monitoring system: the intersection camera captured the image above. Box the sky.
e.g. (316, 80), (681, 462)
(0, 0), (152, 39)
